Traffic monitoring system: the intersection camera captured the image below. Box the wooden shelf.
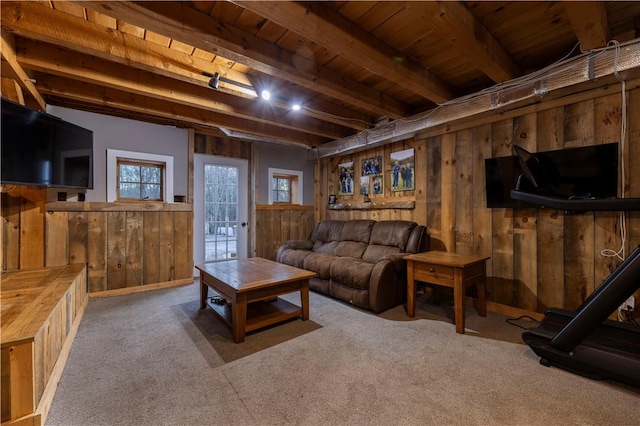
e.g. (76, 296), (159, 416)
(328, 200), (415, 210)
(205, 297), (302, 333)
(45, 201), (192, 212)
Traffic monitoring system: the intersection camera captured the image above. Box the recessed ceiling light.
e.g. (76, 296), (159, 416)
(292, 104), (301, 111)
(261, 90), (271, 101)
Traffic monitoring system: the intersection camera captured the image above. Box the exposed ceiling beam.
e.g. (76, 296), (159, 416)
(16, 40), (348, 140)
(415, 1), (521, 83)
(563, 1), (610, 51)
(36, 74), (325, 147)
(73, 0), (411, 119)
(232, 1), (455, 103)
(0, 29), (45, 110)
(0, 1), (368, 131)
(312, 39), (640, 158)
(1, 77), (25, 104)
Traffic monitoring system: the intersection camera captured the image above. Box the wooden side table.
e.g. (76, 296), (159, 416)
(404, 251), (490, 334)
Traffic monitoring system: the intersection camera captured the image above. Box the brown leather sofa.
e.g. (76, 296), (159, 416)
(276, 219), (429, 312)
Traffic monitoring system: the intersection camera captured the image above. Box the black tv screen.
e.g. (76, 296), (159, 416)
(1, 98), (93, 189)
(485, 155), (530, 208)
(485, 143), (619, 208)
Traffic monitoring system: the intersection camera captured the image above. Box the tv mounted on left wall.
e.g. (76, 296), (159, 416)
(1, 98), (94, 189)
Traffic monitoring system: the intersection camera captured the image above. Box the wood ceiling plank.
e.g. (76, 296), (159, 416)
(51, 1), (85, 19)
(351, 2), (406, 33)
(85, 9), (116, 29)
(255, 20), (288, 44)
(17, 40), (353, 140)
(330, 1), (376, 23)
(190, 2), (215, 16)
(208, 1), (245, 25)
(117, 20), (145, 38)
(144, 30), (171, 48)
(169, 39), (195, 56)
(233, 7), (269, 36)
(192, 48), (215, 63)
(372, 8), (435, 51)
(36, 75), (325, 147)
(233, 1), (454, 103)
(563, 1), (610, 51)
(1, 3), (226, 89)
(412, 1), (520, 83)
(74, 0), (410, 118)
(0, 30), (45, 110)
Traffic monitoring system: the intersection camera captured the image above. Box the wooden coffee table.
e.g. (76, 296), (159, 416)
(197, 257), (316, 343)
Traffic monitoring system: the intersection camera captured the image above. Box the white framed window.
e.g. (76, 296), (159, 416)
(107, 149), (173, 202)
(268, 168), (303, 204)
(117, 158), (164, 201)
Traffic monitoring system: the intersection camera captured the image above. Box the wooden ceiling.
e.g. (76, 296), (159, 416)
(2, 1), (639, 148)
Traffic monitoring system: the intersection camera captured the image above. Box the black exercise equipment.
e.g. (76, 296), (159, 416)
(521, 245), (640, 387)
(512, 144), (640, 388)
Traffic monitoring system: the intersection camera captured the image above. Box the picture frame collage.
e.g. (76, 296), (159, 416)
(335, 148), (414, 198)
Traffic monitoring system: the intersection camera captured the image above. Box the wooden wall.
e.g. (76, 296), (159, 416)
(315, 85), (640, 314)
(1, 186), (193, 293)
(193, 132), (252, 159)
(255, 204), (315, 260)
(1, 264), (88, 424)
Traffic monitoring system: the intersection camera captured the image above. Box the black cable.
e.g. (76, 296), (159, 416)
(506, 315), (540, 330)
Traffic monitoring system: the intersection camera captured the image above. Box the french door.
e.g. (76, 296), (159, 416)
(194, 154), (248, 273)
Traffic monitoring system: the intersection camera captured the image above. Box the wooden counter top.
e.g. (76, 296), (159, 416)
(1, 264), (86, 347)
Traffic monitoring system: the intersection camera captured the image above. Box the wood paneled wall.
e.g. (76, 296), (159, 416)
(315, 86), (640, 314)
(1, 186), (193, 293)
(194, 132), (252, 159)
(255, 204), (315, 260)
(1, 264), (87, 424)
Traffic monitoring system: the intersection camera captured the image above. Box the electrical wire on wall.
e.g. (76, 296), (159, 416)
(600, 40), (628, 263)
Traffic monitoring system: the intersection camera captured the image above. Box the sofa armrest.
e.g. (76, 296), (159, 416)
(406, 225), (430, 253)
(368, 259), (402, 313)
(276, 239), (314, 262)
(381, 253), (407, 273)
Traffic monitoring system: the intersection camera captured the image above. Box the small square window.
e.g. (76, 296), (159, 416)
(268, 168), (303, 205)
(272, 176), (291, 203)
(117, 159), (165, 201)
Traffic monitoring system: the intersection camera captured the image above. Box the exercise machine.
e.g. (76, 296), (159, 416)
(520, 244), (640, 387)
(511, 145), (640, 388)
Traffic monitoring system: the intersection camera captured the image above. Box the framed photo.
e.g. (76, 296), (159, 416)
(372, 174), (383, 195)
(361, 156), (382, 176)
(337, 161), (354, 195)
(360, 176), (370, 195)
(390, 148), (415, 191)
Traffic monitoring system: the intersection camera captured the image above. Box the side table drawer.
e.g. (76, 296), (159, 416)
(413, 262), (454, 282)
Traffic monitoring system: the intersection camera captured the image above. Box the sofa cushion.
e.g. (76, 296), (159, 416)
(312, 220), (344, 254)
(329, 257), (375, 290)
(362, 244), (401, 264)
(369, 220), (416, 249)
(303, 252), (336, 279)
(279, 249), (313, 268)
(341, 220), (375, 243)
(333, 220), (374, 258)
(334, 241), (368, 258)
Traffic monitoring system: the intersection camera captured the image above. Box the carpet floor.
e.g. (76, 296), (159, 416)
(45, 281), (640, 425)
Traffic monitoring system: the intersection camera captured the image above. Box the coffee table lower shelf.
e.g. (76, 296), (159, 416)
(205, 297), (302, 334)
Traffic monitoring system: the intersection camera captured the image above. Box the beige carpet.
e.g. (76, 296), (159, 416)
(45, 281), (640, 426)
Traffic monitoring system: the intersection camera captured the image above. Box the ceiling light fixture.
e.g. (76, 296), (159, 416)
(261, 90), (271, 101)
(291, 104), (301, 111)
(203, 72), (255, 92)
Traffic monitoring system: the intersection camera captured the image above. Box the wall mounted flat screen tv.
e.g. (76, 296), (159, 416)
(485, 143), (619, 208)
(1, 98), (94, 189)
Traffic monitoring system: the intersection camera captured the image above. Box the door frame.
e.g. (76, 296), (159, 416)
(193, 154), (249, 274)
